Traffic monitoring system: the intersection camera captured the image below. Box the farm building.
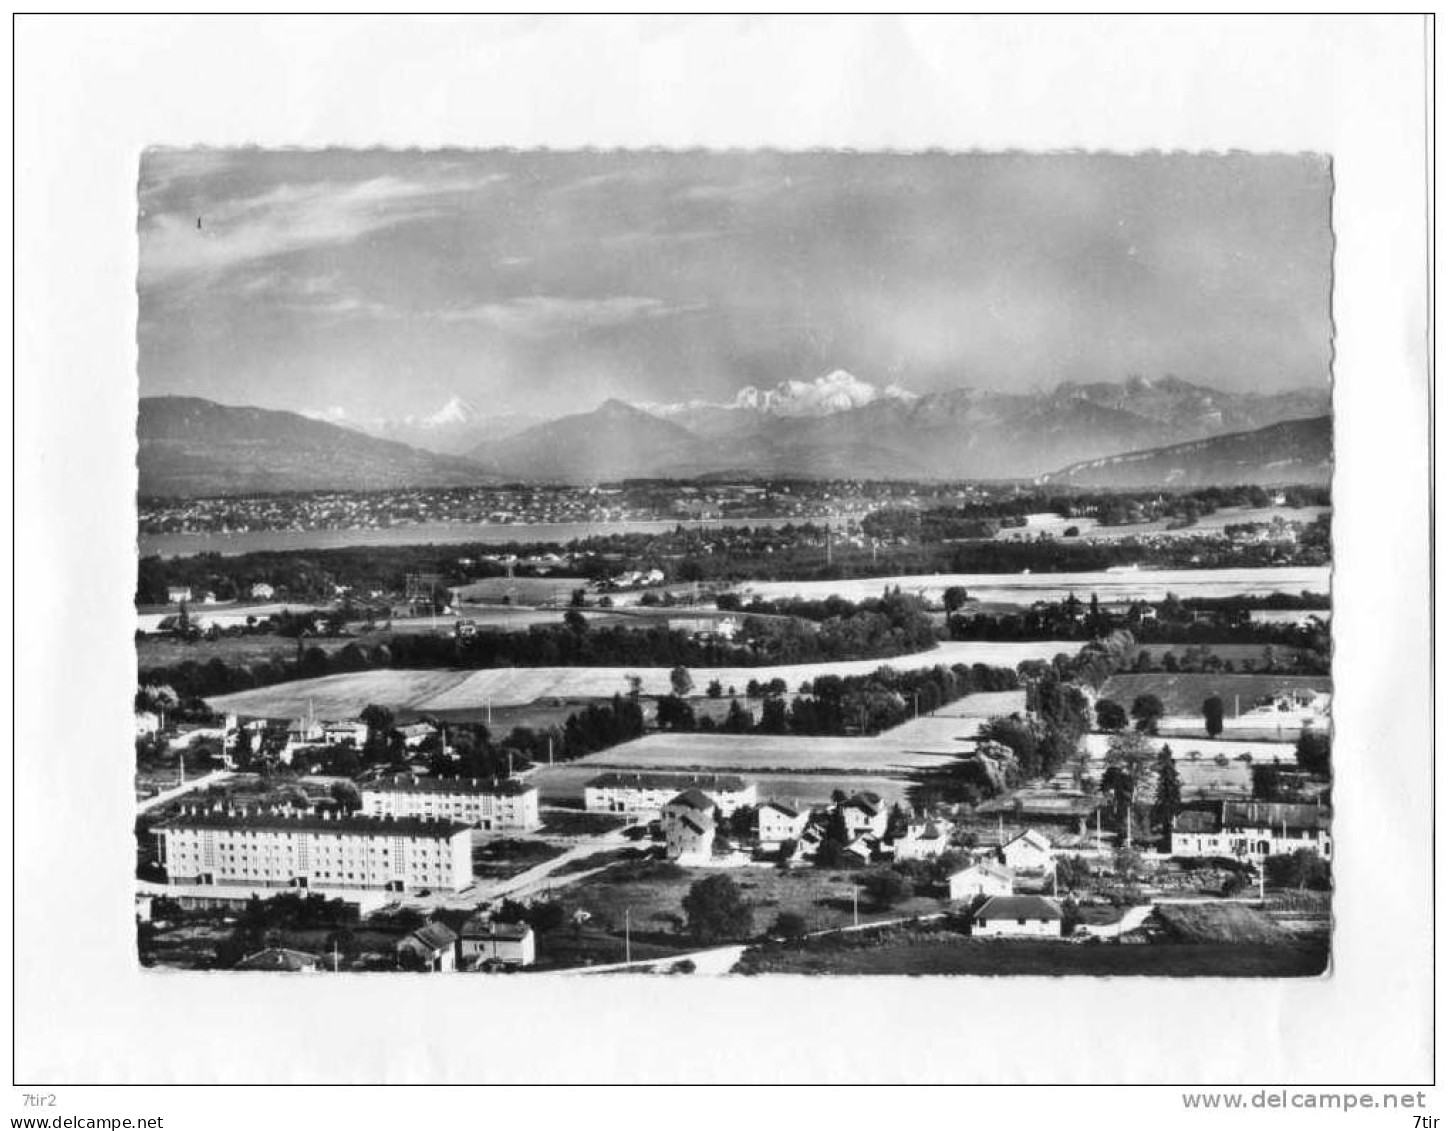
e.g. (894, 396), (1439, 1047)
(584, 771), (756, 817)
(362, 775), (541, 831)
(972, 895), (1064, 939)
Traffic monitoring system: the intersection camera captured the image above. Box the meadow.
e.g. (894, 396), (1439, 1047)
(1098, 672), (1331, 718)
(205, 641), (1063, 719)
(728, 566), (1330, 609)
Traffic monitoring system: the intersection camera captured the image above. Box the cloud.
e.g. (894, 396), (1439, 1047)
(139, 172), (507, 289)
(432, 295), (694, 337)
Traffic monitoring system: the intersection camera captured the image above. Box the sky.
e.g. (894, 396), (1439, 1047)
(137, 149), (1333, 421)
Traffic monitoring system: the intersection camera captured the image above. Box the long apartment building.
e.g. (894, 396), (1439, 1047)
(361, 776), (541, 831)
(154, 806), (473, 893)
(583, 772), (756, 817)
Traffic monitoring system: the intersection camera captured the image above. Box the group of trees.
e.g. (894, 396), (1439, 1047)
(949, 597), (1329, 665)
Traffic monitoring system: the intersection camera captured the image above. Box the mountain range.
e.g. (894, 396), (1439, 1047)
(1035, 415), (1332, 489)
(138, 396), (496, 497)
(467, 373), (1329, 482)
(138, 373), (1332, 496)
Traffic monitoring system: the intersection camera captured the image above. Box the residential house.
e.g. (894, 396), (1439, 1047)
(665, 811), (715, 864)
(757, 800), (810, 849)
(397, 922), (459, 972)
(135, 711), (161, 738)
(396, 722), (440, 749)
(972, 895), (1064, 939)
(584, 772), (756, 817)
(838, 794), (888, 840)
(458, 918), (536, 968)
(892, 820), (950, 861)
(948, 862), (1015, 902)
(663, 789), (718, 863)
(1173, 801), (1332, 863)
(249, 582), (275, 600)
(166, 586), (193, 605)
(234, 947), (323, 973)
(321, 720), (369, 747)
(1000, 828), (1054, 873)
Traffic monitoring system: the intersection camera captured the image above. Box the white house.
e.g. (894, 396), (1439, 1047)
(948, 862), (1015, 902)
(663, 790), (718, 863)
(458, 918), (536, 968)
(1172, 801), (1332, 863)
(250, 582), (275, 600)
(166, 586), (193, 605)
(892, 820), (950, 861)
(1000, 828), (1054, 873)
(666, 813), (715, 864)
(972, 895), (1064, 938)
(135, 711), (161, 738)
(838, 794), (888, 840)
(757, 801), (809, 849)
(321, 720), (369, 747)
(396, 722), (439, 749)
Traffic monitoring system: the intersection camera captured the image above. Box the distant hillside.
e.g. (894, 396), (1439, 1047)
(138, 396), (496, 497)
(1035, 416), (1332, 488)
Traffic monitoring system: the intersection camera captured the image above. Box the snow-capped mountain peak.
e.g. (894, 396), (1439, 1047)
(641, 370), (917, 420)
(416, 395), (479, 428)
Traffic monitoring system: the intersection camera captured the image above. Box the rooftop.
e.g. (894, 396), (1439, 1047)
(585, 771), (748, 792)
(365, 775), (536, 798)
(975, 895), (1063, 922)
(159, 806), (471, 838)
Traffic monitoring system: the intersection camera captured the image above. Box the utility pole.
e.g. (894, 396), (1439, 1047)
(852, 885), (859, 929)
(625, 907), (632, 963)
(332, 938), (340, 973)
(547, 734), (554, 766)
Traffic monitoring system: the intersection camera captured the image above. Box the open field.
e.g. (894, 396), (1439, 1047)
(563, 731), (967, 776)
(553, 859), (950, 940)
(204, 641), (1059, 719)
(734, 935), (1330, 976)
(930, 690), (1027, 718)
(450, 576), (592, 604)
(1098, 672), (1331, 719)
(137, 633), (361, 670)
(731, 566), (1329, 609)
(1081, 734), (1298, 798)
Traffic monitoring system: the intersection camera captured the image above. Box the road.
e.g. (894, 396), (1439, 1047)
(472, 828), (639, 903)
(136, 770), (233, 814)
(565, 911), (952, 976)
